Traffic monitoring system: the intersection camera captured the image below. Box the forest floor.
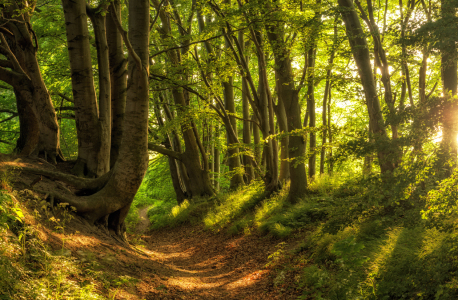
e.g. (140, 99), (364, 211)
(0, 154), (301, 300)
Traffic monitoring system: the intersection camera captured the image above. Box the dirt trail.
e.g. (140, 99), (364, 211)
(135, 206), (152, 233)
(1, 154), (298, 299)
(49, 220), (286, 299)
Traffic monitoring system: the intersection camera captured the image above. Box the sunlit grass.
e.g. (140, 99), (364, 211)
(203, 180), (264, 230)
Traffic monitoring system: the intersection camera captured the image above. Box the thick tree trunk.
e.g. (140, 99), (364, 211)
(2, 5), (62, 162)
(107, 0), (127, 168)
(339, 0), (394, 173)
(14, 89), (39, 156)
(62, 0), (101, 177)
(30, 0), (150, 238)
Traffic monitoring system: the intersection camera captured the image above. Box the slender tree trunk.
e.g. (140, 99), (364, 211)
(307, 47), (317, 179)
(88, 8), (111, 176)
(440, 0), (458, 170)
(253, 31), (280, 192)
(327, 84), (333, 174)
(214, 124), (221, 191)
(321, 21), (337, 175)
(252, 114), (261, 179)
(276, 97), (290, 182)
(320, 67), (330, 175)
(107, 0), (127, 168)
(339, 0), (394, 173)
(239, 31), (255, 184)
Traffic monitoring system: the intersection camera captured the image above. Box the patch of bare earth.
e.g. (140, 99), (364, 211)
(1, 154), (302, 299)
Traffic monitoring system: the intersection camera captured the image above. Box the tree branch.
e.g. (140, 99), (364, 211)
(148, 142), (183, 160)
(109, 4), (143, 73)
(0, 113), (18, 123)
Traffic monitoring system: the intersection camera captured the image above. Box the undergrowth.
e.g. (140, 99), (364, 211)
(144, 167), (458, 299)
(0, 178), (137, 299)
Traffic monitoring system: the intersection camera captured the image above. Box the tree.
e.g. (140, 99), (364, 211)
(338, 0), (395, 173)
(24, 0), (150, 238)
(0, 1), (62, 162)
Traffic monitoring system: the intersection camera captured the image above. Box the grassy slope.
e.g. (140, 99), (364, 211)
(134, 172), (458, 299)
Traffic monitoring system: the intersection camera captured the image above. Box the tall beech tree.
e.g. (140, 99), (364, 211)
(0, 1), (62, 162)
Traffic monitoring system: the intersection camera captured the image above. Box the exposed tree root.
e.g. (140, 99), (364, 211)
(18, 167), (112, 194)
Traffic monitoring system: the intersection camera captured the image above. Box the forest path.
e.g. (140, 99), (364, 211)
(135, 206), (152, 233)
(1, 154), (296, 299)
(129, 226), (287, 299)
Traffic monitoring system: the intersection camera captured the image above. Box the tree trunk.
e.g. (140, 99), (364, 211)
(214, 124), (221, 191)
(31, 0), (151, 238)
(107, 0), (127, 168)
(62, 0), (101, 177)
(252, 114), (261, 179)
(239, 31), (255, 184)
(327, 83), (333, 174)
(338, 0), (394, 173)
(276, 96), (290, 182)
(153, 0), (214, 197)
(307, 47), (317, 179)
(14, 89), (40, 156)
(1, 4), (62, 162)
(88, 7), (111, 176)
(320, 21), (337, 175)
(254, 31), (280, 192)
(223, 76), (245, 189)
(266, 16), (308, 202)
(440, 0), (458, 170)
